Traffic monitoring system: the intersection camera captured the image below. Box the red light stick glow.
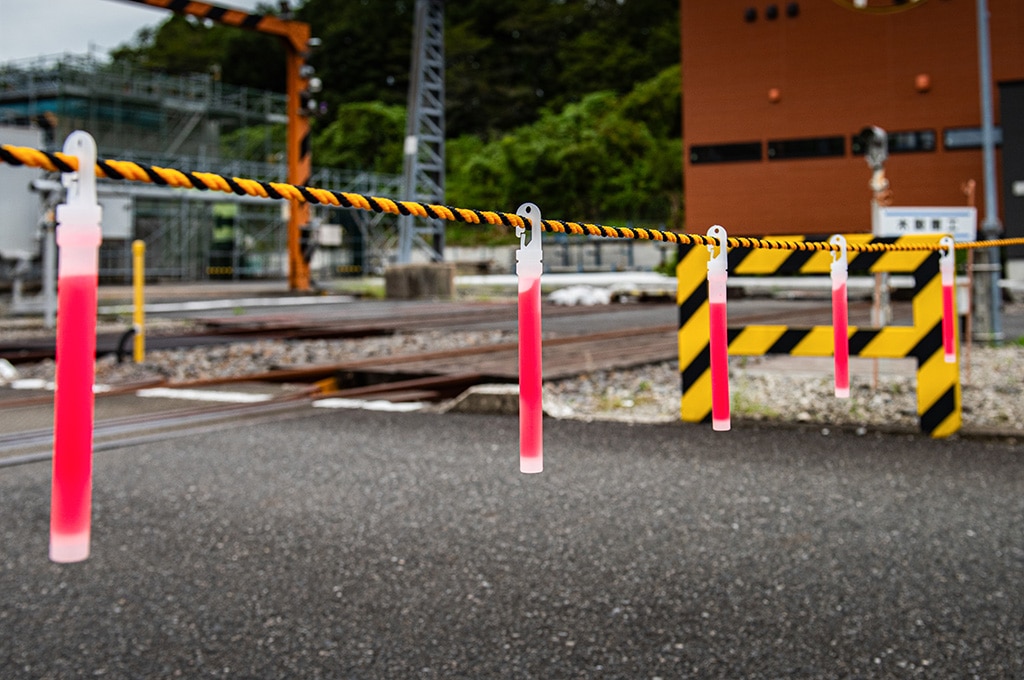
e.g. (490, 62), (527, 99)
(830, 235), (850, 398)
(50, 132), (102, 563)
(939, 236), (957, 363)
(706, 225), (730, 431)
(516, 203), (544, 473)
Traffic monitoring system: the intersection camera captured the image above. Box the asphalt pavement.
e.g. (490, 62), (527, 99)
(2, 410), (1022, 678)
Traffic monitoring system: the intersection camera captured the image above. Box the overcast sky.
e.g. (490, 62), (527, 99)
(0, 0), (271, 63)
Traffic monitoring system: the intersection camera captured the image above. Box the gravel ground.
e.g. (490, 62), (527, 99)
(545, 345), (1024, 437)
(1, 411), (1022, 678)
(5, 314), (1023, 437)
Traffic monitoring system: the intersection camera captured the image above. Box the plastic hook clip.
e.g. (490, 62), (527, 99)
(516, 203), (543, 279)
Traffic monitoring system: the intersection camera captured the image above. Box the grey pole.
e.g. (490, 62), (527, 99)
(399, 0), (446, 265)
(973, 0), (1004, 342)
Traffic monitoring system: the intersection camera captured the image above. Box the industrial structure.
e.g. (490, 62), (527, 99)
(0, 53), (402, 291)
(115, 0), (322, 291)
(1, 0), (451, 298)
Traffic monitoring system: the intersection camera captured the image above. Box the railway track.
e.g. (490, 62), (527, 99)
(0, 300), (640, 365)
(0, 297), (890, 461)
(0, 395), (313, 465)
(0, 297), (875, 364)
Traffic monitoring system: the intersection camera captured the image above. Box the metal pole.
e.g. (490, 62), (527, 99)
(973, 0), (1004, 342)
(42, 219), (57, 329)
(399, 0), (445, 264)
(132, 240), (146, 363)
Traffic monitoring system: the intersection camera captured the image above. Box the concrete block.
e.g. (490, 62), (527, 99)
(437, 384), (576, 419)
(384, 263), (456, 299)
(440, 384), (519, 415)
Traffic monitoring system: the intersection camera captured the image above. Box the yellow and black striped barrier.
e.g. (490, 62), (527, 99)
(677, 234), (961, 437)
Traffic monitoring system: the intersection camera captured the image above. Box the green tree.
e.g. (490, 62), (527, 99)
(219, 123), (287, 164)
(110, 0), (680, 139)
(110, 5), (286, 90)
(107, 0), (684, 240)
(445, 0), (679, 137)
(446, 65), (682, 242)
(312, 102), (406, 174)
(296, 0), (414, 111)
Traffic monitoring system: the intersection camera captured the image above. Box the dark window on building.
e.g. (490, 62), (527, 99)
(689, 142), (762, 164)
(744, 7), (757, 22)
(767, 136), (845, 160)
(943, 126), (1003, 150)
(851, 129), (936, 155)
(765, 4), (779, 20)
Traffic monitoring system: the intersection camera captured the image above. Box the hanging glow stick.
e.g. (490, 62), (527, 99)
(830, 234), (850, 398)
(516, 203), (544, 473)
(706, 225), (730, 431)
(939, 236), (957, 363)
(50, 131), (102, 563)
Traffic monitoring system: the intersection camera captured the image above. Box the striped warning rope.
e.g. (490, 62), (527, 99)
(3, 143), (1024, 253)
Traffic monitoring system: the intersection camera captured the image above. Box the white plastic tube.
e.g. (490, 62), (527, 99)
(50, 131), (103, 563)
(706, 225), (730, 431)
(830, 235), (850, 398)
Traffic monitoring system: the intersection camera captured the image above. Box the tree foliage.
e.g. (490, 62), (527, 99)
(110, 13), (285, 89)
(111, 0), (678, 137)
(312, 102), (406, 174)
(447, 65), (682, 234)
(110, 1), (683, 233)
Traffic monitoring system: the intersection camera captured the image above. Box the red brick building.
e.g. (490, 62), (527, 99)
(680, 0), (1024, 266)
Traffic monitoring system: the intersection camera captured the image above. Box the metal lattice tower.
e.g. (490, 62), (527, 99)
(398, 0), (445, 263)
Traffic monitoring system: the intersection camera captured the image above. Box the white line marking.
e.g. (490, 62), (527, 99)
(313, 398), (426, 412)
(136, 387), (272, 403)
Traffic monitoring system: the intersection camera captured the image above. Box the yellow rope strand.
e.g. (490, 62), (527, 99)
(4, 143), (1024, 254)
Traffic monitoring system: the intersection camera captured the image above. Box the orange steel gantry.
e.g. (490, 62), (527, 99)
(113, 0), (316, 291)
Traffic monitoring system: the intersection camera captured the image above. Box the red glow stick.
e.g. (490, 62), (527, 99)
(939, 236), (956, 363)
(706, 225), (730, 431)
(516, 203), (544, 473)
(830, 235), (850, 398)
(50, 132), (102, 563)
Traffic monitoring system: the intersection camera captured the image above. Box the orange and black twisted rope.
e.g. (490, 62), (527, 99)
(4, 143), (1024, 254)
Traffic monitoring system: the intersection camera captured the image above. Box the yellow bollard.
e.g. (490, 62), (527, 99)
(132, 240), (145, 363)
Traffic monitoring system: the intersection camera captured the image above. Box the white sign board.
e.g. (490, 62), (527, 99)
(873, 206), (977, 242)
(318, 224), (343, 247)
(98, 196), (133, 239)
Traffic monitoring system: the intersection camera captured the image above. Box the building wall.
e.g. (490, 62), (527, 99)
(681, 0), (1024, 236)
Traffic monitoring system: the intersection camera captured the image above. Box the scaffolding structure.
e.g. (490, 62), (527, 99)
(0, 54), (403, 284)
